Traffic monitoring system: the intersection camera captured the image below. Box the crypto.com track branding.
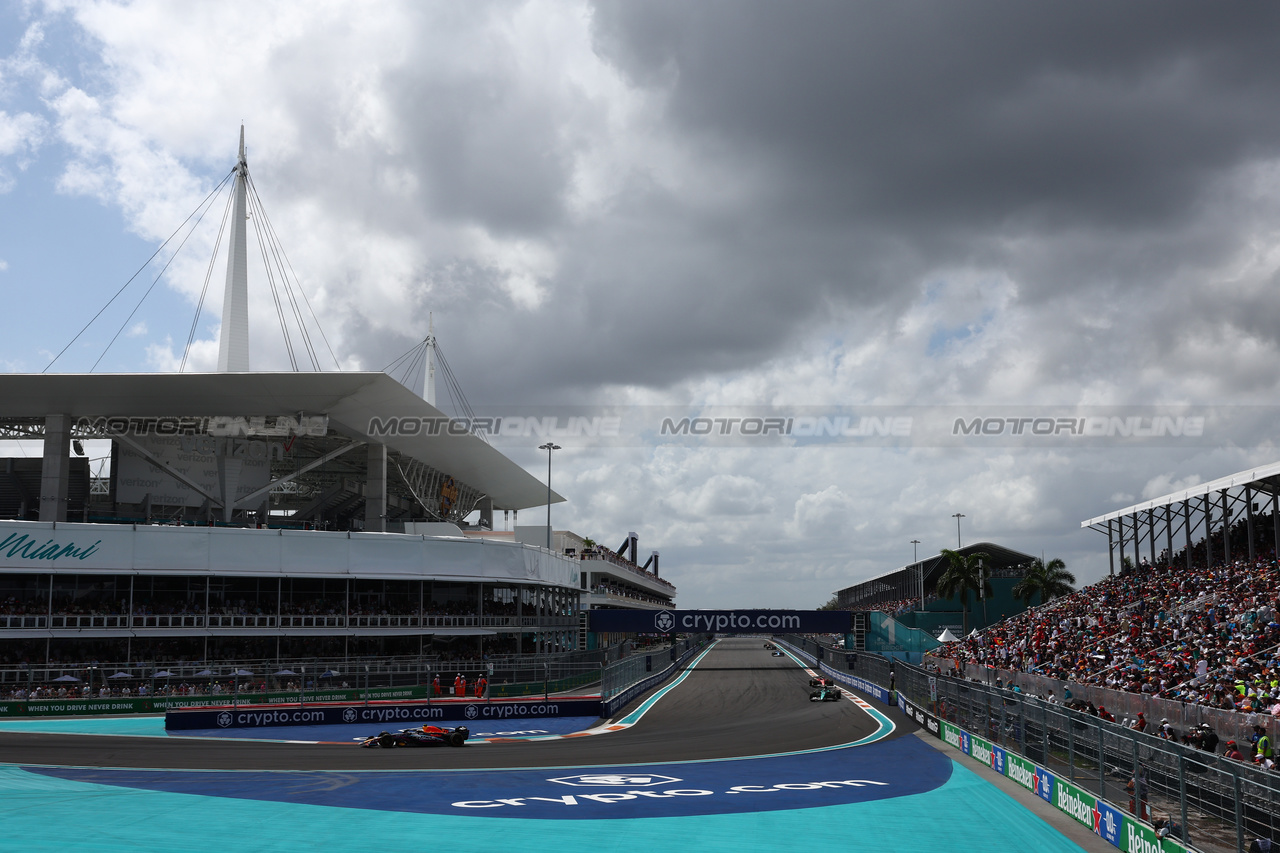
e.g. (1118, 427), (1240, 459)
(364, 405), (1227, 448)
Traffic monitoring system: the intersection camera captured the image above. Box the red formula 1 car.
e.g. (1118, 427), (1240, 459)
(809, 676), (833, 688)
(359, 724), (470, 748)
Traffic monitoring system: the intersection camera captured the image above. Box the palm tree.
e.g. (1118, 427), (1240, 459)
(935, 548), (991, 635)
(1012, 557), (1076, 607)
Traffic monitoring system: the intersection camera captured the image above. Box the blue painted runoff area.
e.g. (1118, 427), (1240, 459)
(30, 732), (949, 819)
(0, 749), (1089, 853)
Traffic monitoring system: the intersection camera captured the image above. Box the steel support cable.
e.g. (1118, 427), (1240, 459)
(90, 175), (233, 372)
(393, 456), (440, 520)
(179, 183), (237, 371)
(249, 186), (317, 370)
(43, 168), (235, 372)
(249, 176), (324, 369)
(400, 343), (427, 391)
(246, 173), (340, 370)
(249, 190), (298, 370)
(434, 345), (486, 442)
(242, 185), (292, 368)
(382, 340), (424, 376)
(435, 346), (473, 418)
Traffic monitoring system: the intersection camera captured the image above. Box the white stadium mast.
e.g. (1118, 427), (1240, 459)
(216, 126), (251, 372)
(423, 313), (437, 405)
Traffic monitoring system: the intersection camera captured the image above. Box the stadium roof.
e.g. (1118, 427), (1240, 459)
(0, 372), (561, 511)
(835, 542), (1037, 600)
(853, 542), (1038, 587)
(1080, 460), (1280, 530)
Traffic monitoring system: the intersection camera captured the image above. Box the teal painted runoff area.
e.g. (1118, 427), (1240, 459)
(0, 757), (1087, 853)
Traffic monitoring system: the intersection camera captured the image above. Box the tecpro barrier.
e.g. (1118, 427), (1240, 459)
(165, 698), (601, 730)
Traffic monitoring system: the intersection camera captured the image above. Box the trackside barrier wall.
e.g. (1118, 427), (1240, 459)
(774, 638), (890, 703)
(166, 698), (602, 730)
(892, 689), (1191, 853)
(781, 635), (1280, 853)
(600, 635), (711, 718)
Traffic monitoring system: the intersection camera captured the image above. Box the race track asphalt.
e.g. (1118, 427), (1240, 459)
(0, 637), (895, 771)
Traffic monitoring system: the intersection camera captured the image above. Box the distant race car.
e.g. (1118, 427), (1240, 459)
(771, 650), (784, 657)
(359, 725), (470, 748)
(809, 676), (833, 687)
(810, 686), (842, 702)
(763, 643), (776, 649)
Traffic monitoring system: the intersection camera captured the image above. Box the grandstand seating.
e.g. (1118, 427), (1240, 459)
(935, 553), (1280, 718)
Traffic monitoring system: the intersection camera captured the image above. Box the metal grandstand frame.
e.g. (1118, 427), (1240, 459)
(1081, 462), (1280, 574)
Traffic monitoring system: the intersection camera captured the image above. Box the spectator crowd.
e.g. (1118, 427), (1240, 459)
(935, 556), (1280, 718)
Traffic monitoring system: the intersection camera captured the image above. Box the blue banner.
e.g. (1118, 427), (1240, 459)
(165, 699), (601, 731)
(588, 609), (851, 634)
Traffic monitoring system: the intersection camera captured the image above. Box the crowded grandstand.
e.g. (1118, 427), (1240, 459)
(926, 462), (1280, 759)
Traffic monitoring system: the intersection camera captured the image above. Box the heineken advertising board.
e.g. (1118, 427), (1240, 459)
(587, 609), (851, 634)
(936, 717), (1190, 853)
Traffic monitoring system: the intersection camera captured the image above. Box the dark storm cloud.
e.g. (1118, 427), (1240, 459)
(384, 69), (574, 235)
(399, 0), (1276, 401)
(590, 2), (1280, 233)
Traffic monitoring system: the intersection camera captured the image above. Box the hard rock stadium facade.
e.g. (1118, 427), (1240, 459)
(0, 371), (672, 679)
(0, 130), (674, 685)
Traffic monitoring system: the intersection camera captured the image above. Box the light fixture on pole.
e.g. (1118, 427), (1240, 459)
(911, 539), (922, 611)
(952, 513), (965, 549)
(539, 443), (561, 550)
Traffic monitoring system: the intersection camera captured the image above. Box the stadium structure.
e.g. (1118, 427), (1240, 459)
(1082, 460), (1280, 572)
(833, 542), (1038, 643)
(0, 129), (674, 674)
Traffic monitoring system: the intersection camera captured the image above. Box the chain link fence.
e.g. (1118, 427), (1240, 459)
(600, 635), (712, 715)
(1, 645), (624, 705)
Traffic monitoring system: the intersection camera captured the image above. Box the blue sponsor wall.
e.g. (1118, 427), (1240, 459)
(166, 699), (601, 731)
(588, 609), (851, 635)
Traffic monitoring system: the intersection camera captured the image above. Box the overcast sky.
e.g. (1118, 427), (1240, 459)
(4, 1), (1280, 609)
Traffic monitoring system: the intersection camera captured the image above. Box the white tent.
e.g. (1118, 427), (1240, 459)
(936, 628), (961, 642)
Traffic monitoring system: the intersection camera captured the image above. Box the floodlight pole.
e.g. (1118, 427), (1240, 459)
(952, 513), (965, 549)
(539, 443), (561, 550)
(911, 539), (922, 611)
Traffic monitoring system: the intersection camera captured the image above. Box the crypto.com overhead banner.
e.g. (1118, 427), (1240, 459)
(364, 405), (1263, 448)
(588, 609), (852, 635)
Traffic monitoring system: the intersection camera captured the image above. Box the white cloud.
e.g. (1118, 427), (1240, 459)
(784, 485), (852, 539)
(7, 2), (1280, 609)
